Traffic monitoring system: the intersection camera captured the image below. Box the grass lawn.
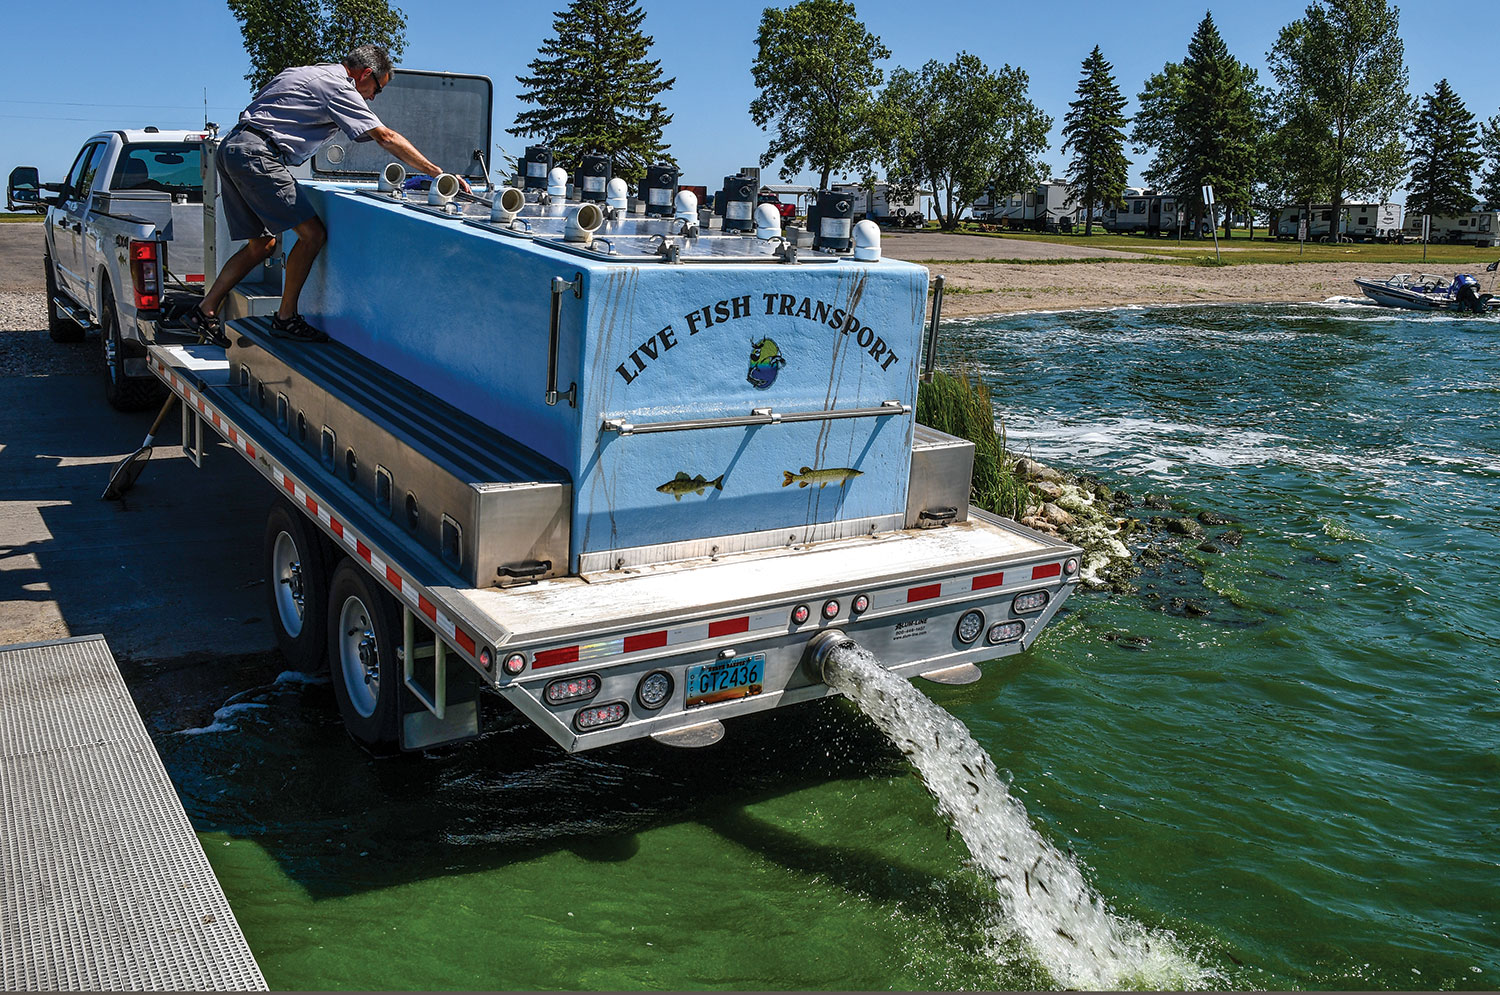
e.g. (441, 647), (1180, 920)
(1, 214), (44, 223)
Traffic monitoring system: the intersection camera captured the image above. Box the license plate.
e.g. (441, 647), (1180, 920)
(685, 653), (765, 708)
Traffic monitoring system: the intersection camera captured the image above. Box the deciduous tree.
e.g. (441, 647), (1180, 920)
(1061, 46), (1130, 236)
(749, 0), (889, 189)
(228, 0), (407, 93)
(513, 0), (675, 183)
(880, 53), (1051, 231)
(1268, 0), (1411, 226)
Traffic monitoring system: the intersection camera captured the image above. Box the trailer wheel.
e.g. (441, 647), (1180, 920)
(45, 254), (83, 343)
(327, 559), (400, 753)
(265, 502), (329, 672)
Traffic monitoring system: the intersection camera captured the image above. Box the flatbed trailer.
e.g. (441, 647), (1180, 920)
(136, 69), (1080, 756)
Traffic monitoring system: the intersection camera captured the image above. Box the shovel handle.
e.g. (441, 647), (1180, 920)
(144, 394), (178, 440)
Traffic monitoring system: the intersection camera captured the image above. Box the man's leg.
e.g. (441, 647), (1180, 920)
(276, 216), (327, 321)
(200, 236), (276, 317)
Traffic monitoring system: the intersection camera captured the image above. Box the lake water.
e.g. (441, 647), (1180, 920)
(141, 300), (1499, 989)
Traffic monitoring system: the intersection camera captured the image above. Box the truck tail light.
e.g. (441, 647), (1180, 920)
(545, 674), (600, 704)
(128, 239), (161, 311)
(575, 701), (627, 731)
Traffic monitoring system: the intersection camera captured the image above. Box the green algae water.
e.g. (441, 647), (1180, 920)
(134, 301), (1499, 989)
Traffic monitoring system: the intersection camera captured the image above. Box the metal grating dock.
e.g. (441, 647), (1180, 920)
(0, 635), (266, 991)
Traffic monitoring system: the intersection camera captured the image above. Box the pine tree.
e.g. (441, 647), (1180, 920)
(1405, 80), (1479, 217)
(1061, 47), (1130, 236)
(513, 0), (675, 183)
(1473, 113), (1500, 210)
(1130, 14), (1260, 236)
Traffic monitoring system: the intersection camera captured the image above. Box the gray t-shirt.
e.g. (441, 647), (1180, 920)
(238, 63), (384, 165)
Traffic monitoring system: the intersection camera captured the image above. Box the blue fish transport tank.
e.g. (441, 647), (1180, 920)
(297, 186), (928, 574)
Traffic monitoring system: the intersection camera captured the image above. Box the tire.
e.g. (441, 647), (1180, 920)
(264, 501), (330, 673)
(101, 283), (163, 411)
(44, 254), (83, 343)
(327, 559), (401, 753)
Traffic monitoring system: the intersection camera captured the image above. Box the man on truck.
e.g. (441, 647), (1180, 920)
(187, 44), (470, 345)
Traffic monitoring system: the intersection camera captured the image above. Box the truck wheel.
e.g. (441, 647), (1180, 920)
(45, 254), (83, 343)
(101, 283), (163, 411)
(327, 559), (401, 753)
(265, 501), (329, 672)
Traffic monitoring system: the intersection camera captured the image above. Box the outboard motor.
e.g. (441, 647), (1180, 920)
(1453, 274), (1484, 312)
(641, 163), (677, 218)
(522, 145), (552, 193)
(578, 153), (611, 203)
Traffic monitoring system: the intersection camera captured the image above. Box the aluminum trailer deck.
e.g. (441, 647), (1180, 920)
(0, 635), (266, 991)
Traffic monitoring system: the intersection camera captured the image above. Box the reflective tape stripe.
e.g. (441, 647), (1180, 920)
(1032, 563), (1061, 580)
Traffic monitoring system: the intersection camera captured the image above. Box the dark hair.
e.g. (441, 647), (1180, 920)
(344, 45), (393, 79)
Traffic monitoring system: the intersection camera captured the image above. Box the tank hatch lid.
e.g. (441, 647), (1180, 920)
(312, 69), (491, 183)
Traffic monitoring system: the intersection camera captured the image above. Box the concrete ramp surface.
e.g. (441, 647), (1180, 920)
(0, 634), (265, 991)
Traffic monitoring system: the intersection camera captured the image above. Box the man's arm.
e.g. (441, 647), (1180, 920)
(368, 126), (473, 193)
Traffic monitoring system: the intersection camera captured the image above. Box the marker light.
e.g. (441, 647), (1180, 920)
(575, 701), (628, 731)
(637, 671), (672, 710)
(545, 674), (600, 704)
(503, 652), (527, 675)
(479, 647), (494, 671)
(791, 604), (811, 625)
(986, 621), (1025, 644)
(955, 609), (985, 644)
(1064, 557), (1080, 576)
(1013, 591), (1050, 614)
(851, 594), (870, 614)
(822, 599), (840, 620)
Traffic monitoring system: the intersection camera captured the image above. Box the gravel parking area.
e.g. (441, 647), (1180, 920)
(0, 225), (103, 379)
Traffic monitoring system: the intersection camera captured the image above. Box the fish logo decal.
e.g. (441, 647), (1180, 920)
(782, 466), (863, 489)
(657, 471), (725, 501)
(747, 336), (787, 390)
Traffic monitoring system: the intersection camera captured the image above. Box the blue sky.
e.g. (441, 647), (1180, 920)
(1, 0), (1493, 194)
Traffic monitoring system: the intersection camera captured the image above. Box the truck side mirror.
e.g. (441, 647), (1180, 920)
(6, 165), (43, 213)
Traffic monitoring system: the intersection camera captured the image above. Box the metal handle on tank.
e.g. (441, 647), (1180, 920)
(602, 399), (908, 436)
(547, 274), (581, 407)
(921, 274), (945, 383)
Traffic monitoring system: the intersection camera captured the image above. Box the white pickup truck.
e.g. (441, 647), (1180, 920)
(12, 128), (208, 409)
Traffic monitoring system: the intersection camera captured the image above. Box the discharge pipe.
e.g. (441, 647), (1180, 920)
(674, 189), (699, 225)
(806, 629), (859, 683)
(546, 167), (569, 203)
(564, 202), (604, 244)
(606, 177), (630, 214)
(428, 172), (461, 206)
(853, 219), (882, 261)
(378, 161), (405, 193)
(755, 202), (784, 240)
(491, 186), (525, 223)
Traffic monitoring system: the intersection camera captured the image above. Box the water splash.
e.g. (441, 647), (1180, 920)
(822, 641), (1210, 990)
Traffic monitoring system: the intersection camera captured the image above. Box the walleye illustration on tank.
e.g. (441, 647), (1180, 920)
(657, 471), (725, 500)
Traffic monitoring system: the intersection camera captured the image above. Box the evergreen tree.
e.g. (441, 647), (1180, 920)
(228, 0), (407, 93)
(1130, 14), (1260, 236)
(1061, 46), (1130, 236)
(513, 0), (675, 183)
(1269, 0), (1410, 224)
(1476, 113), (1500, 209)
(749, 0), (889, 189)
(1405, 80), (1480, 217)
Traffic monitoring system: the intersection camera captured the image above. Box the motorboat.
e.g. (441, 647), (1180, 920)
(1354, 272), (1498, 312)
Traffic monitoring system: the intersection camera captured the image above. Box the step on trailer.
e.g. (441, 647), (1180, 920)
(140, 71), (1081, 754)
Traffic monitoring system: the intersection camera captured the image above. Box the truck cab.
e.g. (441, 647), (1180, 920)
(14, 128), (207, 409)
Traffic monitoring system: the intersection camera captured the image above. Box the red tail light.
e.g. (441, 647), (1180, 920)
(128, 240), (160, 311)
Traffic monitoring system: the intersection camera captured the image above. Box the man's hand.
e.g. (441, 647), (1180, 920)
(369, 126), (470, 192)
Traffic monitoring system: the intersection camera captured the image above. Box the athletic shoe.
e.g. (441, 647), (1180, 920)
(270, 313), (329, 342)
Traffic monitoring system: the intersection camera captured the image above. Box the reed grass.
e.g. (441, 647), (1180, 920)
(916, 371), (1031, 520)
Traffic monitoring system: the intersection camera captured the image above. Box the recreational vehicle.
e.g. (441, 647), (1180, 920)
(973, 181), (1078, 231)
(1104, 190), (1183, 236)
(1277, 203), (1402, 242)
(828, 181), (925, 225)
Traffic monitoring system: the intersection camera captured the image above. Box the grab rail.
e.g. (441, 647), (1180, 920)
(602, 399), (909, 436)
(547, 273), (580, 407)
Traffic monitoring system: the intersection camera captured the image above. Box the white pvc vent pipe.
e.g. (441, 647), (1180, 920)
(606, 177), (629, 213)
(378, 162), (406, 193)
(428, 172), (461, 206)
(491, 186), (525, 223)
(547, 167), (568, 202)
(565, 203), (604, 244)
(674, 190), (699, 224)
(853, 219), (882, 261)
(755, 203), (783, 240)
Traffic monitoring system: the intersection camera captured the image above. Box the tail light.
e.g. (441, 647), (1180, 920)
(128, 239), (161, 311)
(575, 701), (627, 731)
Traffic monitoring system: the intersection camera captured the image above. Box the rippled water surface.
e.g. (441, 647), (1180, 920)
(141, 300), (1499, 989)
